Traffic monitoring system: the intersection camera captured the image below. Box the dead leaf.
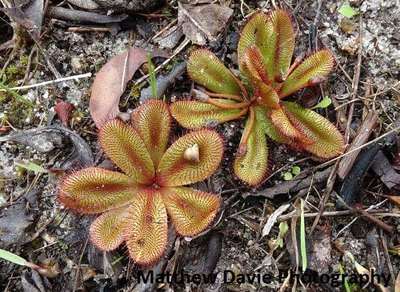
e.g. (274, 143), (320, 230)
(393, 150), (400, 171)
(0, 126), (94, 170)
(21, 270), (50, 292)
(93, 0), (164, 12)
(67, 0), (99, 10)
(1, 0), (44, 41)
(54, 99), (75, 127)
(89, 47), (168, 128)
(154, 24), (184, 49)
(178, 231), (223, 277)
(371, 150), (400, 190)
(0, 190), (39, 248)
(178, 2), (233, 45)
(48, 7), (128, 24)
(262, 204), (290, 237)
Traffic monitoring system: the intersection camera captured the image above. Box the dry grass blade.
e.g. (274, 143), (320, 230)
(299, 199), (307, 272)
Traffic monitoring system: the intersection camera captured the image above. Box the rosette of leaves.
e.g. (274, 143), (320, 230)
(171, 9), (344, 185)
(58, 100), (223, 266)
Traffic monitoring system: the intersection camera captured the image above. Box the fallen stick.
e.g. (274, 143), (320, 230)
(48, 6), (127, 24)
(278, 209), (394, 222)
(339, 142), (380, 206)
(335, 193), (394, 234)
(337, 111), (378, 179)
(0, 73), (92, 92)
(354, 206), (394, 233)
(245, 167), (333, 199)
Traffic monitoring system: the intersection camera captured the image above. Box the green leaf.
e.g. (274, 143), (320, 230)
(283, 101), (345, 159)
(233, 108), (269, 186)
(282, 171), (293, 181)
(255, 107), (288, 143)
(147, 53), (157, 98)
(279, 50), (334, 98)
(338, 4), (358, 18)
(291, 165), (301, 176)
(311, 96), (332, 109)
(277, 222), (289, 248)
(187, 49), (242, 96)
(15, 161), (47, 174)
(339, 262), (352, 292)
(170, 100), (245, 129)
(0, 82), (34, 107)
(0, 248), (29, 266)
(300, 199), (307, 272)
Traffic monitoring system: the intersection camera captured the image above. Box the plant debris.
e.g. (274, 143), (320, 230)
(0, 126), (94, 169)
(2, 0), (400, 290)
(89, 47), (168, 127)
(178, 2), (233, 45)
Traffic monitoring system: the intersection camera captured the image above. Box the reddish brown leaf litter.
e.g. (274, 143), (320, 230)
(89, 47), (168, 128)
(54, 99), (75, 127)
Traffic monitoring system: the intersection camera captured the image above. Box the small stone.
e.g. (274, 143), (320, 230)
(71, 57), (83, 72)
(340, 18), (356, 34)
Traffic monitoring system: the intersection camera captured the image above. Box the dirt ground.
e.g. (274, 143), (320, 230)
(1, 0), (400, 291)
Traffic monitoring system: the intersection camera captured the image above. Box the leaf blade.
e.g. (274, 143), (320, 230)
(311, 96), (332, 109)
(234, 107), (269, 185)
(132, 99), (171, 167)
(0, 248), (28, 266)
(99, 119), (155, 184)
(170, 100), (245, 129)
(255, 82), (280, 109)
(89, 207), (128, 251)
(188, 49), (242, 95)
(267, 9), (295, 80)
(255, 107), (289, 143)
(300, 199), (307, 272)
(238, 11), (272, 73)
(280, 50), (335, 98)
(338, 4), (358, 18)
(283, 101), (345, 158)
(124, 190), (168, 266)
(15, 161), (47, 174)
(157, 129), (223, 187)
(161, 186), (221, 236)
(269, 108), (309, 142)
(58, 167), (136, 214)
(240, 45), (271, 84)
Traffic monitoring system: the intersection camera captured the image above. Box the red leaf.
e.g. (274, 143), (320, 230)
(89, 47), (168, 128)
(0, 126), (10, 134)
(55, 99), (75, 127)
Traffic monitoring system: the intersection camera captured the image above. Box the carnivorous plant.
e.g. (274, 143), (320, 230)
(171, 9), (345, 185)
(58, 100), (223, 266)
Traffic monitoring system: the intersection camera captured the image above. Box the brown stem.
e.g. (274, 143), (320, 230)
(221, 107), (249, 125)
(204, 91), (243, 101)
(231, 73), (249, 100)
(355, 207), (394, 234)
(237, 106), (255, 156)
(282, 54), (304, 81)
